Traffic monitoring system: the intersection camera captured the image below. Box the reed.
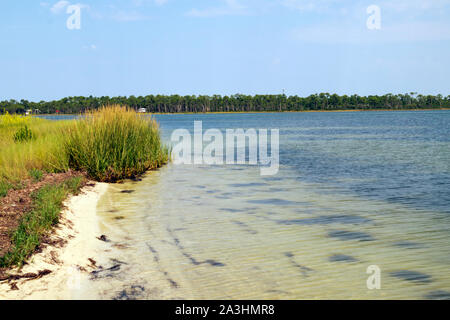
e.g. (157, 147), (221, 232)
(64, 105), (169, 182)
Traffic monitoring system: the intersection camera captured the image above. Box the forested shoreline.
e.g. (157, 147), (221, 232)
(1, 93), (450, 114)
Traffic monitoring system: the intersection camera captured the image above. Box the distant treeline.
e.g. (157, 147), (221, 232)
(1, 93), (449, 114)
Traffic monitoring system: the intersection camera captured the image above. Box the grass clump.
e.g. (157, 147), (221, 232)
(0, 176), (84, 268)
(0, 181), (11, 198)
(13, 125), (35, 143)
(29, 168), (44, 182)
(65, 105), (169, 182)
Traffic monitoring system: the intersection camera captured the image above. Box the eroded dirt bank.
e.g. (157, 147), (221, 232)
(0, 182), (108, 299)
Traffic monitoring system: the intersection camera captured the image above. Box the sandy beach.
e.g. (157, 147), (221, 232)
(0, 182), (108, 300)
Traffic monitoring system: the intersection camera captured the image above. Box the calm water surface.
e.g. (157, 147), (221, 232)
(49, 111), (450, 299)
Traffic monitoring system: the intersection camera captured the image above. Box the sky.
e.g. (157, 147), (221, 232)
(0, 0), (449, 101)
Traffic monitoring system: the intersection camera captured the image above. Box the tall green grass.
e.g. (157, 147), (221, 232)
(0, 106), (169, 267)
(0, 105), (169, 189)
(0, 117), (70, 191)
(0, 176), (84, 268)
(65, 105), (169, 182)
(0, 181), (11, 198)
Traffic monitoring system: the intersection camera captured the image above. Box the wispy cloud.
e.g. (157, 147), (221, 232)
(154, 0), (168, 6)
(281, 0), (450, 15)
(111, 10), (149, 22)
(186, 0), (247, 18)
(280, 0), (344, 13)
(292, 20), (450, 44)
(82, 44), (97, 50)
(380, 0), (450, 12)
(102, 0), (159, 22)
(130, 0), (168, 6)
(282, 0), (450, 44)
(48, 1), (89, 14)
(50, 0), (70, 14)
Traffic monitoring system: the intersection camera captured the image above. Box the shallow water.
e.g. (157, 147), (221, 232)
(64, 111), (450, 299)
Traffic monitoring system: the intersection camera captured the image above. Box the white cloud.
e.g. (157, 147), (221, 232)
(282, 0), (450, 44)
(187, 0), (247, 17)
(111, 11), (148, 22)
(154, 0), (168, 6)
(50, 0), (70, 14)
(83, 44), (97, 50)
(282, 0), (319, 12)
(102, 0), (159, 21)
(129, 0), (168, 7)
(380, 0), (450, 12)
(292, 20), (450, 44)
(49, 1), (89, 14)
(281, 0), (341, 13)
(281, 0), (450, 14)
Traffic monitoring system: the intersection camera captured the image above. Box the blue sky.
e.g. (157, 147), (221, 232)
(1, 0), (449, 101)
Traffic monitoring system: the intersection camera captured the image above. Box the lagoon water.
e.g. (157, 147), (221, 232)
(49, 111), (450, 299)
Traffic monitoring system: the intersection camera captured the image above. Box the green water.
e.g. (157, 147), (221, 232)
(77, 111), (450, 299)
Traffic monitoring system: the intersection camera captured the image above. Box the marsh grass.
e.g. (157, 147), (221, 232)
(0, 106), (168, 267)
(0, 117), (70, 187)
(0, 112), (31, 127)
(0, 181), (11, 198)
(0, 176), (84, 268)
(1, 105), (168, 190)
(13, 125), (35, 143)
(29, 169), (44, 182)
(65, 105), (169, 182)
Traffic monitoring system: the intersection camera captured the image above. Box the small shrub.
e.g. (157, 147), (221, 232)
(29, 168), (44, 182)
(13, 125), (35, 142)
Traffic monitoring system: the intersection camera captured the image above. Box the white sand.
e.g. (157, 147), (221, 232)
(0, 182), (108, 300)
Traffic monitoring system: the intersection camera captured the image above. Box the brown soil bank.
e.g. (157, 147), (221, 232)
(0, 182), (108, 299)
(0, 171), (86, 273)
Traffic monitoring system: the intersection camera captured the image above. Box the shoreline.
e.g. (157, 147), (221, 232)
(0, 182), (108, 300)
(148, 108), (450, 115)
(34, 108), (450, 116)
